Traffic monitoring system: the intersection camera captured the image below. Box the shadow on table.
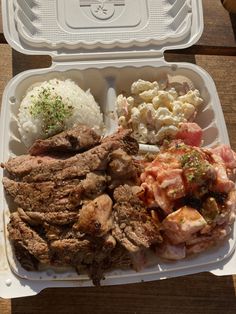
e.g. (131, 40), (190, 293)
(164, 53), (196, 64)
(229, 13), (236, 42)
(11, 273), (236, 314)
(12, 50), (51, 76)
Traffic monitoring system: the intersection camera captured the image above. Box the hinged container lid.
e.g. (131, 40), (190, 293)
(2, 0), (203, 60)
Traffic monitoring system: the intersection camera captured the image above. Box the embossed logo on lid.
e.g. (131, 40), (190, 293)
(80, 0), (125, 20)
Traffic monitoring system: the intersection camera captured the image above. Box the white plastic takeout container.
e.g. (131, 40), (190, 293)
(1, 0), (236, 299)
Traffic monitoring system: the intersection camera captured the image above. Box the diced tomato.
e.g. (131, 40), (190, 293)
(176, 122), (203, 147)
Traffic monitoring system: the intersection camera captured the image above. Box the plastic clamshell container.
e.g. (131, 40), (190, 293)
(0, 0), (236, 299)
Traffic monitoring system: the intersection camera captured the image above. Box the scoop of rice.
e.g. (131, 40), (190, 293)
(18, 79), (104, 147)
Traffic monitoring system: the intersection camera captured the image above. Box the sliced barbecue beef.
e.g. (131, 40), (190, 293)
(7, 212), (50, 264)
(112, 185), (163, 252)
(50, 235), (115, 266)
(102, 128), (139, 155)
(17, 208), (78, 225)
(14, 241), (39, 271)
(73, 194), (113, 237)
(50, 235), (126, 285)
(3, 128), (147, 285)
(3, 177), (82, 212)
(3, 172), (108, 212)
(43, 223), (83, 242)
(50, 238), (93, 266)
(2, 129), (137, 181)
(88, 243), (133, 286)
(28, 125), (100, 156)
(1, 154), (58, 178)
(3, 143), (110, 182)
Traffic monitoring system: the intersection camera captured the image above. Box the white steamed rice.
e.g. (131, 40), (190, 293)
(18, 79), (104, 147)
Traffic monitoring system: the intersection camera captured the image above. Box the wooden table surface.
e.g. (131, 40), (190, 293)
(0, 1), (236, 313)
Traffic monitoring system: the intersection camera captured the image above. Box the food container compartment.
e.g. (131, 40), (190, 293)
(1, 58), (234, 284)
(1, 0), (236, 299)
(3, 60), (229, 157)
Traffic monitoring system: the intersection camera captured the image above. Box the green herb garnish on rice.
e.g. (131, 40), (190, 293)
(30, 87), (74, 136)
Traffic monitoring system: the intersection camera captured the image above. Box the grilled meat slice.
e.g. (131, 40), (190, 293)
(1, 154), (58, 178)
(88, 243), (133, 286)
(18, 208), (78, 225)
(22, 142), (117, 182)
(113, 185), (162, 252)
(50, 237), (113, 265)
(73, 194), (113, 237)
(43, 224), (82, 242)
(50, 236), (120, 285)
(8, 212), (50, 264)
(3, 172), (108, 212)
(108, 244), (132, 269)
(2, 129), (137, 181)
(14, 241), (39, 271)
(3, 177), (82, 212)
(28, 125), (100, 155)
(102, 128), (139, 155)
(50, 238), (93, 265)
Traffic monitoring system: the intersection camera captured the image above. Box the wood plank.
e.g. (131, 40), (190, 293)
(195, 54), (236, 149)
(7, 273), (236, 314)
(0, 0), (236, 50)
(0, 0), (2, 35)
(0, 299), (11, 314)
(198, 0), (236, 48)
(0, 0), (5, 43)
(0, 44), (12, 105)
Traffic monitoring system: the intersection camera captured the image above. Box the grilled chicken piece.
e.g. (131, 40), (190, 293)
(80, 172), (108, 199)
(112, 185), (162, 253)
(7, 212), (50, 264)
(74, 194), (113, 237)
(107, 149), (142, 188)
(162, 206), (207, 245)
(28, 125), (100, 155)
